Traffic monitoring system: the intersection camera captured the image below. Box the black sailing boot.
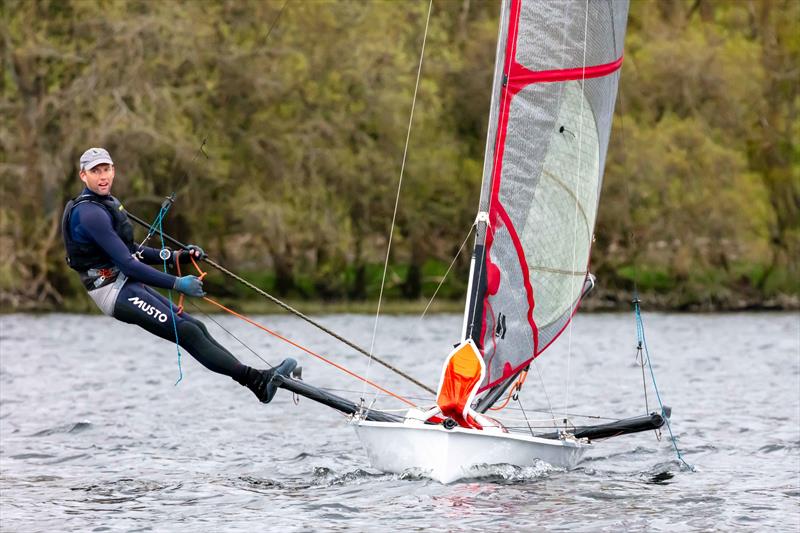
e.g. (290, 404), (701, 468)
(244, 358), (297, 404)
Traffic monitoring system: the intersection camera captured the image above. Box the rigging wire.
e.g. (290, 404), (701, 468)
(179, 254), (419, 408)
(530, 356), (558, 428)
(547, 0), (575, 426)
(362, 0), (434, 403)
(613, 19), (659, 438)
(634, 299), (695, 471)
(134, 136), (211, 381)
(634, 308), (651, 416)
(137, 138), (208, 251)
(606, 3), (690, 472)
(124, 211), (434, 394)
(418, 223), (474, 322)
(261, 0), (289, 46)
(516, 395), (535, 437)
(563, 0), (591, 428)
(136, 136), (211, 383)
(200, 295), (418, 408)
(309, 385), (614, 420)
(186, 295), (273, 370)
(191, 301), (416, 407)
(184, 247), (417, 407)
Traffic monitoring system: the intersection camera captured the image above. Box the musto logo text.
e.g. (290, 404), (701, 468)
(128, 297), (169, 323)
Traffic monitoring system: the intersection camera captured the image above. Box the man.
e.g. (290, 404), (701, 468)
(62, 147), (295, 403)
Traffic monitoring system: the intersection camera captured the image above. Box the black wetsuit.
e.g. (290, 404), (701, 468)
(63, 188), (251, 385)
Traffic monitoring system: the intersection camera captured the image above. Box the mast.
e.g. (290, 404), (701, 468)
(461, 0), (511, 345)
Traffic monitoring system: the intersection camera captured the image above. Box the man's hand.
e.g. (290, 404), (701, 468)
(174, 244), (206, 264)
(174, 275), (205, 297)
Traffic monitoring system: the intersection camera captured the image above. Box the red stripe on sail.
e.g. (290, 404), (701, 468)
(480, 0), (523, 357)
(479, 0), (625, 391)
(507, 55), (624, 94)
(478, 0), (539, 393)
(477, 200), (539, 393)
(477, 0), (627, 395)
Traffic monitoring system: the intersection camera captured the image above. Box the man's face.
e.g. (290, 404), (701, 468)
(80, 164), (115, 196)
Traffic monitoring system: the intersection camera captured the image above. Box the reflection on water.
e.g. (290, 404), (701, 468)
(1, 312), (798, 531)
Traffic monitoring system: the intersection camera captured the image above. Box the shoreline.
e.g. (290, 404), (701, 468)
(2, 292), (797, 315)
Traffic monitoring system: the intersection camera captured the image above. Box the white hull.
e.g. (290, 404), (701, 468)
(353, 420), (588, 484)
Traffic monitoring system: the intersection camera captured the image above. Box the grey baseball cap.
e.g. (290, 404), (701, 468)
(79, 147), (114, 170)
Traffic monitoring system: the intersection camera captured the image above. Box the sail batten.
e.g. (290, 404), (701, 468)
(529, 265), (588, 277)
(464, 0), (629, 403)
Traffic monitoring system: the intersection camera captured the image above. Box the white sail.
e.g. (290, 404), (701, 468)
(464, 0), (630, 395)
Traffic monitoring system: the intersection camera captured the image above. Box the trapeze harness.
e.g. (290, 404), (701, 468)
(61, 189), (252, 385)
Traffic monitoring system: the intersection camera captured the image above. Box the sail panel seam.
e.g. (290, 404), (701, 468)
(529, 265), (588, 276)
(541, 168), (592, 233)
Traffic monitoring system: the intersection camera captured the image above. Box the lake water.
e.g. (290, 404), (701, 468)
(1, 311), (798, 531)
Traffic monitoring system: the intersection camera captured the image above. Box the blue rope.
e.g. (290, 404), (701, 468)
(149, 202), (183, 385)
(634, 299), (694, 471)
(143, 206), (169, 244)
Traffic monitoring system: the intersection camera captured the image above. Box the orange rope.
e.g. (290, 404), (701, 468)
(489, 368), (529, 411)
(185, 254), (417, 408)
(174, 251), (207, 314)
(202, 297), (418, 408)
(188, 253), (204, 277)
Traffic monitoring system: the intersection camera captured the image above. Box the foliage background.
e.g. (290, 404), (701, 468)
(1, 0), (797, 312)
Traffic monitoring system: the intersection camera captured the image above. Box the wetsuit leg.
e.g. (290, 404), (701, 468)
(180, 313), (237, 360)
(112, 281), (249, 383)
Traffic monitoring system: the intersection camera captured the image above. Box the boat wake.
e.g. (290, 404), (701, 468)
(70, 478), (178, 504)
(311, 466), (388, 486)
(304, 462), (559, 485)
(230, 475), (285, 492)
(392, 461), (560, 484)
(459, 461), (560, 483)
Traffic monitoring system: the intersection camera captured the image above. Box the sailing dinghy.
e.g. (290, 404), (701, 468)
(116, 0), (674, 485)
(269, 0), (667, 483)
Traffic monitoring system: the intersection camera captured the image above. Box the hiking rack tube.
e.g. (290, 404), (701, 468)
(272, 375), (404, 423)
(540, 412), (666, 441)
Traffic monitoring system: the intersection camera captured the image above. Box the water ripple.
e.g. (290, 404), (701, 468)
(1, 312), (797, 531)
(31, 421), (93, 437)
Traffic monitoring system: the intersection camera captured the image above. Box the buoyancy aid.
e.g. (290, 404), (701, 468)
(61, 191), (135, 289)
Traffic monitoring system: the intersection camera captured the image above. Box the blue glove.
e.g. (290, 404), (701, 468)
(174, 275), (205, 297)
(186, 244), (206, 260)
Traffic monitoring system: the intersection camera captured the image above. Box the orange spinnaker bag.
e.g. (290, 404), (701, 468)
(434, 340), (485, 429)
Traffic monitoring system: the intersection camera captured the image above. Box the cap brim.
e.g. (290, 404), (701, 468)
(83, 158), (114, 170)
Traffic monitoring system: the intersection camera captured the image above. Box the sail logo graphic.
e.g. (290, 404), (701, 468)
(127, 297), (168, 323)
(495, 313), (507, 339)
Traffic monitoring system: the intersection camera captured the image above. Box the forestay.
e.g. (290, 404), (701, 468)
(465, 0), (630, 396)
